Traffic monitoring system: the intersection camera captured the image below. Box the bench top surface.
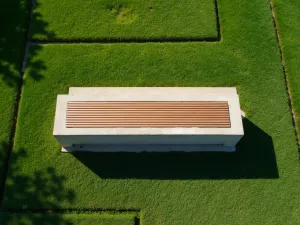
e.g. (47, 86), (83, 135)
(53, 87), (244, 136)
(66, 101), (231, 128)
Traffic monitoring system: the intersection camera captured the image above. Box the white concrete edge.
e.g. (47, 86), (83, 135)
(69, 87), (238, 97)
(53, 95), (68, 136)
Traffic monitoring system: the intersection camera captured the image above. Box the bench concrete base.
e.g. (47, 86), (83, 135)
(54, 87), (244, 152)
(61, 144), (235, 153)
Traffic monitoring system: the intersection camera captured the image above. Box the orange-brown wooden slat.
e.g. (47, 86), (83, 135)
(66, 101), (231, 128)
(67, 124), (229, 128)
(67, 116), (229, 118)
(66, 119), (230, 121)
(67, 101), (228, 104)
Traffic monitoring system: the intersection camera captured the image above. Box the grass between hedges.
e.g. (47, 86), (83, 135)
(0, 212), (137, 225)
(30, 0), (218, 41)
(3, 0), (300, 224)
(272, 0), (300, 141)
(0, 0), (29, 191)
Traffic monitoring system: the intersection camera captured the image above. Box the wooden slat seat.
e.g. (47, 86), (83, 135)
(66, 101), (231, 128)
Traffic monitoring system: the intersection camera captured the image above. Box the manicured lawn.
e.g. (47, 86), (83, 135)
(0, 0), (29, 189)
(30, 0), (218, 41)
(272, 0), (300, 140)
(0, 212), (137, 225)
(3, 0), (300, 224)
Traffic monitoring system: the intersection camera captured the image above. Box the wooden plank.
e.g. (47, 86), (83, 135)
(66, 101), (231, 128)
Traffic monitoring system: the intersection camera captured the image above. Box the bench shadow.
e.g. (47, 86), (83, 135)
(73, 118), (279, 180)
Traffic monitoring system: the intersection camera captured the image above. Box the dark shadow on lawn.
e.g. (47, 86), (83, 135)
(0, 0), (55, 87)
(0, 0), (54, 211)
(0, 0), (27, 87)
(0, 141), (10, 196)
(0, 142), (75, 225)
(73, 118), (279, 179)
(0, 212), (73, 225)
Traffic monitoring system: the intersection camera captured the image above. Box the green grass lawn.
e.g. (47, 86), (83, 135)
(272, 0), (300, 141)
(0, 0), (29, 189)
(0, 212), (137, 225)
(3, 0), (300, 224)
(30, 0), (218, 41)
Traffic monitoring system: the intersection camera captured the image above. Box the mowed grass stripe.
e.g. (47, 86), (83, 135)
(30, 0), (218, 41)
(272, 0), (300, 142)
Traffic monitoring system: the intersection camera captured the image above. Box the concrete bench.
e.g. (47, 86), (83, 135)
(53, 87), (244, 152)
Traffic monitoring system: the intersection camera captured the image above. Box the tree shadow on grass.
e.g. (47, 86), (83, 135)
(0, 212), (74, 225)
(24, 0), (56, 82)
(24, 45), (47, 82)
(31, 1), (56, 41)
(0, 0), (55, 205)
(0, 142), (75, 225)
(73, 118), (279, 179)
(0, 0), (28, 87)
(0, 0), (55, 88)
(0, 142), (10, 195)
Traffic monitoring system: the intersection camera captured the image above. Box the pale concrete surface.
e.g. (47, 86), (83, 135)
(53, 87), (244, 152)
(69, 87), (238, 98)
